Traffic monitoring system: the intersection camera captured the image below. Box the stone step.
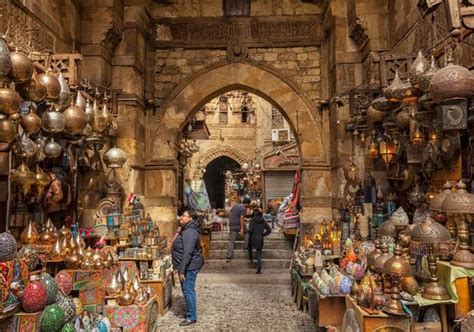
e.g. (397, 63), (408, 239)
(210, 240), (292, 250)
(211, 231), (286, 241)
(198, 271), (291, 285)
(204, 258), (291, 270)
(209, 249), (293, 260)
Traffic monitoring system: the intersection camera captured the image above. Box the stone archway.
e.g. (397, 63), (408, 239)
(194, 145), (250, 177)
(145, 61), (332, 232)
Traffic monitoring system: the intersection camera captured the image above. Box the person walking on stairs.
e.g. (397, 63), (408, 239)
(248, 208), (272, 274)
(172, 210), (204, 327)
(226, 197), (251, 262)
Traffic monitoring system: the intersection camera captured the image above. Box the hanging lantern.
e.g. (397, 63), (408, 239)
(368, 137), (379, 159)
(379, 138), (395, 164)
(411, 126), (425, 145)
(428, 128), (439, 143)
(348, 161), (358, 179)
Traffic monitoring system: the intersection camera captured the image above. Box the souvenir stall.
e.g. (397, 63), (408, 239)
(291, 46), (474, 331)
(0, 34), (168, 331)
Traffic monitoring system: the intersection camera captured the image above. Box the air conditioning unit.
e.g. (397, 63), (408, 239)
(271, 128), (290, 142)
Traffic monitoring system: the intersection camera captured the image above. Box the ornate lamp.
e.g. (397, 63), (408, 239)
(411, 216), (451, 300)
(368, 135), (379, 159)
(374, 242), (393, 294)
(382, 245), (412, 315)
(379, 137), (395, 164)
(441, 181), (474, 268)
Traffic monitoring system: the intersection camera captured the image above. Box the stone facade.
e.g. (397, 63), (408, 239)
(2, 0), (473, 239)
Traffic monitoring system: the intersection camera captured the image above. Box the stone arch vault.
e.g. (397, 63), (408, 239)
(196, 145), (250, 169)
(145, 61), (332, 225)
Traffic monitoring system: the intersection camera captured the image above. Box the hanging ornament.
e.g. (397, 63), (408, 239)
(20, 108), (42, 135)
(58, 71), (71, 105)
(43, 138), (62, 158)
(419, 56), (439, 92)
(92, 98), (107, 133)
(104, 146), (127, 168)
(408, 51), (429, 89)
(37, 71), (61, 101)
(85, 99), (94, 123)
(0, 87), (22, 116)
(18, 70), (47, 102)
(12, 134), (38, 159)
(430, 51), (474, 102)
(0, 115), (17, 148)
(9, 51), (34, 83)
(63, 99), (88, 135)
(42, 107), (65, 133)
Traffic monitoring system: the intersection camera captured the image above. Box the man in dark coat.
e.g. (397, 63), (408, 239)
(172, 211), (204, 326)
(248, 208), (272, 274)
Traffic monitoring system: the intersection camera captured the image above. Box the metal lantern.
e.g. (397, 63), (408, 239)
(9, 51), (34, 83)
(411, 216), (451, 300)
(104, 146), (127, 168)
(368, 136), (379, 158)
(379, 138), (395, 164)
(0, 87), (22, 116)
(0, 37), (12, 81)
(37, 72), (61, 101)
(42, 108), (65, 133)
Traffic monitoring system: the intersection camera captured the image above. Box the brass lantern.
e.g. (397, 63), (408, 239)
(379, 137), (395, 164)
(411, 124), (425, 145)
(368, 135), (379, 159)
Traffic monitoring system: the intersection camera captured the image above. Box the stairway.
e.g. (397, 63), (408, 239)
(201, 229), (294, 284)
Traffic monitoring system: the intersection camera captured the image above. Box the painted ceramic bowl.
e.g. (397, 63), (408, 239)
(21, 281), (47, 312)
(40, 304), (65, 332)
(54, 271), (73, 296)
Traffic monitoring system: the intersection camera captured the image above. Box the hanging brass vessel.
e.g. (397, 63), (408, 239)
(85, 99), (94, 123)
(57, 72), (71, 105)
(35, 165), (50, 191)
(37, 72), (61, 101)
(20, 220), (39, 244)
(9, 51), (33, 83)
(18, 71), (47, 102)
(11, 162), (36, 196)
(0, 87), (22, 115)
(20, 109), (42, 135)
(63, 101), (88, 135)
(42, 108), (65, 133)
(92, 99), (107, 133)
(0, 115), (17, 146)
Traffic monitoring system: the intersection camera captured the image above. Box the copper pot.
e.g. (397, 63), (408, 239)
(9, 52), (34, 83)
(63, 103), (88, 135)
(37, 72), (61, 101)
(0, 115), (17, 145)
(0, 88), (22, 115)
(20, 109), (42, 135)
(18, 71), (47, 102)
(42, 109), (65, 133)
(430, 54), (474, 103)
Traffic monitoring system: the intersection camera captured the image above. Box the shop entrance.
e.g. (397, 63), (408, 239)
(203, 156), (240, 209)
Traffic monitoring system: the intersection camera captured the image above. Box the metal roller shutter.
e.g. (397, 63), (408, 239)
(264, 171), (295, 202)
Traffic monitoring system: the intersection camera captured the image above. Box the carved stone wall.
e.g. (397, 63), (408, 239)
(154, 46), (322, 110)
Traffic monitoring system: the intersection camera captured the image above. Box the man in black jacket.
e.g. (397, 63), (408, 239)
(248, 208), (271, 274)
(172, 211), (204, 326)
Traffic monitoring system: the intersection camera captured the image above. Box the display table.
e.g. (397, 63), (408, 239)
(140, 271), (173, 316)
(345, 295), (411, 332)
(312, 291), (345, 329)
(8, 311), (40, 331)
(291, 269), (311, 311)
(104, 295), (159, 331)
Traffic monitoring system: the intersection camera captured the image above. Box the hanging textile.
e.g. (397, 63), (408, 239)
(183, 181), (211, 212)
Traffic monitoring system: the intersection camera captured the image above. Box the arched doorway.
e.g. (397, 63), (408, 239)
(203, 156), (240, 209)
(145, 61), (332, 235)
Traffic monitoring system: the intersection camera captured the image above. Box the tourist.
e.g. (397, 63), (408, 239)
(263, 198), (279, 229)
(172, 211), (204, 326)
(226, 197), (251, 262)
(248, 208), (272, 274)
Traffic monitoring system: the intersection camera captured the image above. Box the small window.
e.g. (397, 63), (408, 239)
(219, 96), (228, 124)
(223, 0), (250, 16)
(271, 108), (284, 129)
(241, 106), (249, 123)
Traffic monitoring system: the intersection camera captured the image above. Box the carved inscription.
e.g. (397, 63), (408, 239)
(154, 16), (323, 48)
(3, 1), (56, 52)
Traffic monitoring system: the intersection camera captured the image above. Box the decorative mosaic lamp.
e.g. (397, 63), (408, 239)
(411, 216), (451, 300)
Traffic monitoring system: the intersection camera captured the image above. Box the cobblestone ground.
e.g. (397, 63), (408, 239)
(156, 276), (316, 332)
